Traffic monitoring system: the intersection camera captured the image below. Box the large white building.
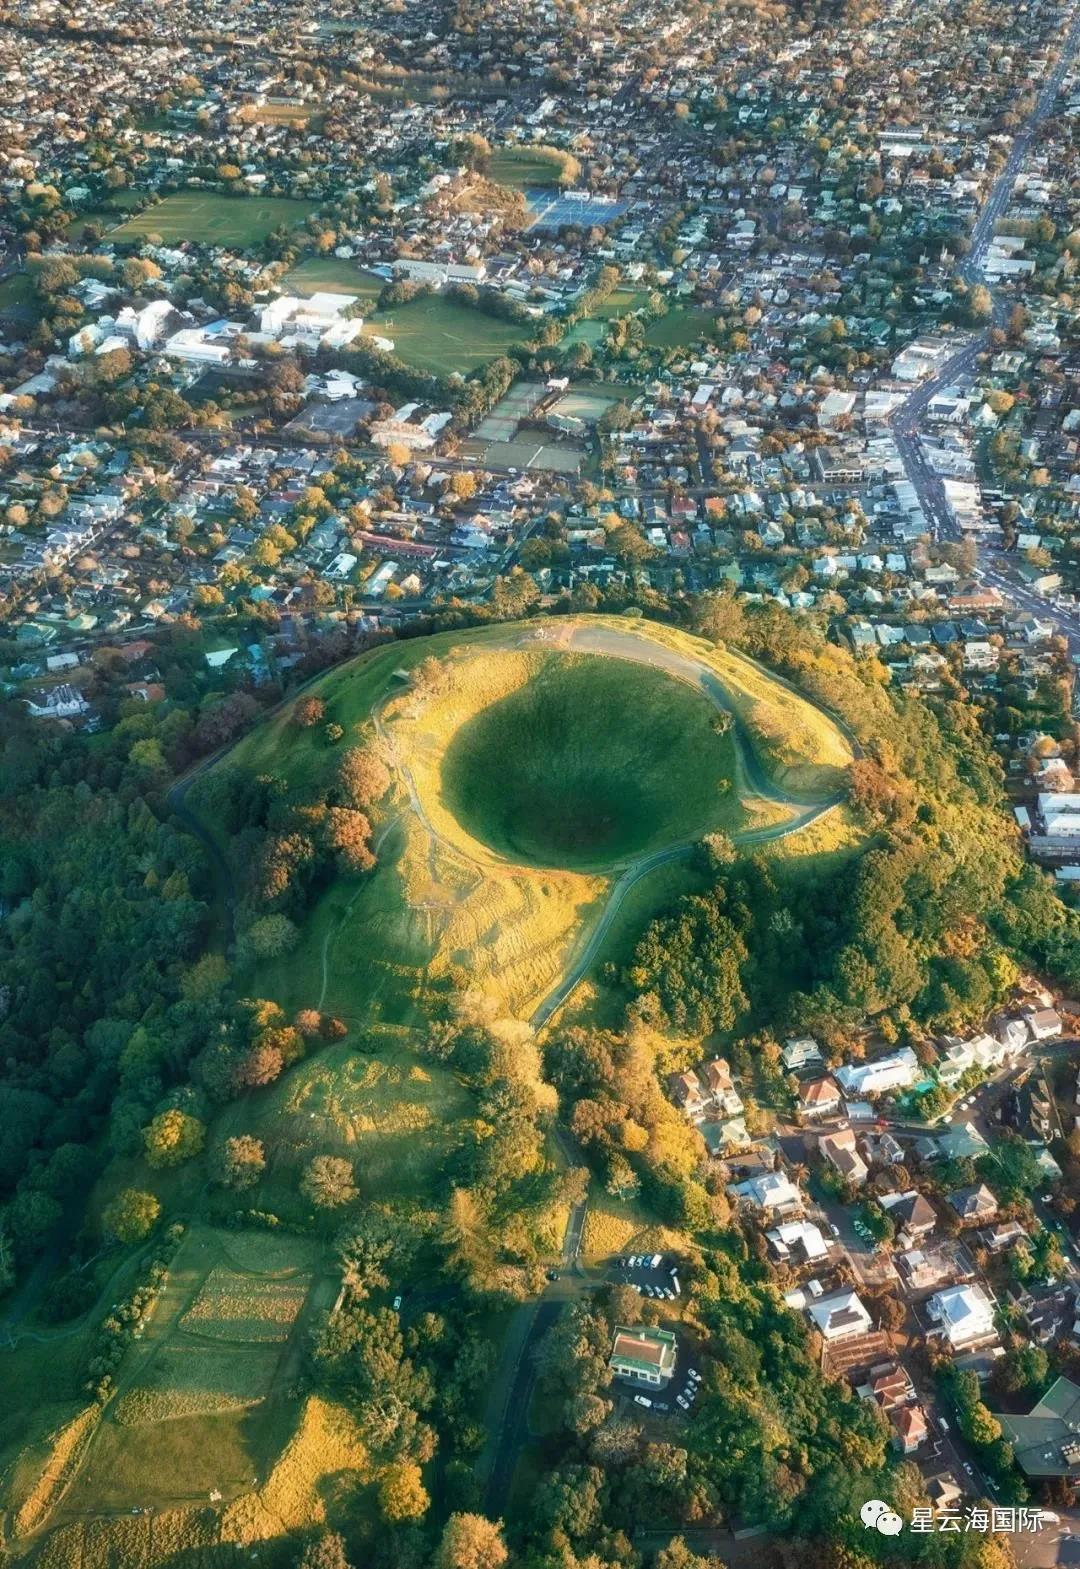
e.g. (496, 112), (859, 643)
(391, 258), (487, 286)
(835, 1047), (919, 1099)
(258, 293), (365, 350)
(927, 1284), (997, 1350)
(117, 299), (178, 350)
(163, 321), (250, 366)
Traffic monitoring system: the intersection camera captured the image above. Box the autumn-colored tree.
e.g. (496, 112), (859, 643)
(143, 1109), (205, 1169)
(214, 1135), (266, 1190)
(337, 747), (391, 808)
(251, 834), (315, 906)
(295, 696), (326, 728)
(234, 1041), (284, 1089)
(325, 807), (376, 873)
(295, 1009), (323, 1038)
(434, 1513), (508, 1569)
(319, 1016), (348, 1041)
(378, 1460), (430, 1522)
(301, 1155), (358, 1209)
(297, 1532), (352, 1569)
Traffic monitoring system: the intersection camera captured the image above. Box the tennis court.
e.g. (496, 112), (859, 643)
(526, 190), (631, 231)
(550, 387), (623, 425)
(480, 437), (583, 474)
(474, 380), (546, 440)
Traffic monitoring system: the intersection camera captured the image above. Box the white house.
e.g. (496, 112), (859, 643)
(807, 1290), (874, 1342)
(729, 1170), (803, 1216)
(927, 1284), (997, 1350)
(782, 1037), (824, 1073)
(767, 1220), (829, 1262)
(24, 684), (90, 719)
(835, 1048), (919, 1099)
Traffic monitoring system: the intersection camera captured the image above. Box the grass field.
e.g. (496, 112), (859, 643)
(282, 255), (385, 299)
(36, 1393), (369, 1569)
(580, 1193), (690, 1260)
(180, 1268), (309, 1344)
(0, 1222), (340, 1557)
(109, 192), (317, 246)
(631, 622), (854, 797)
(215, 1039), (471, 1212)
(436, 651), (743, 869)
(487, 146), (568, 189)
(589, 286), (650, 321)
(644, 306), (717, 349)
(364, 293), (532, 375)
(0, 272), (36, 317)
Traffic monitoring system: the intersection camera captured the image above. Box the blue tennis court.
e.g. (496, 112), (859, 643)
(526, 190), (631, 230)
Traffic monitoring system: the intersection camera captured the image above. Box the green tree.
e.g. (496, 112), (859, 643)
(103, 1187), (160, 1243)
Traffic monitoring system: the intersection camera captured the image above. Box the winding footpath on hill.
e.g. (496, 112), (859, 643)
(527, 621), (851, 1028)
(367, 618), (851, 1032)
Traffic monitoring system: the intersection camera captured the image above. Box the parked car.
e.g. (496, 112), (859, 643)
(633, 1395), (652, 1409)
(688, 1368), (701, 1382)
(676, 1395), (690, 1410)
(392, 1295), (402, 1310)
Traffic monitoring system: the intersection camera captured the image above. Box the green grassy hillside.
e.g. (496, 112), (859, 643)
(440, 653), (740, 868)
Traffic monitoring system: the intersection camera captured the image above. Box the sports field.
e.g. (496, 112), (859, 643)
(487, 146), (568, 189)
(644, 305), (717, 349)
(549, 386), (624, 424)
(282, 255), (385, 299)
(589, 286), (650, 320)
(364, 293), (531, 374)
(109, 193), (317, 246)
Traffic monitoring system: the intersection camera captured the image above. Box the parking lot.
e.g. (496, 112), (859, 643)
(609, 1255), (701, 1417)
(611, 1251), (683, 1301)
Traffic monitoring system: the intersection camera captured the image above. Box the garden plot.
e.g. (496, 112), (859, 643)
(114, 1343), (281, 1425)
(180, 1267), (310, 1344)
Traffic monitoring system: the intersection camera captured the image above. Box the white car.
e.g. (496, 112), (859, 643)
(676, 1395), (690, 1411)
(392, 1295), (402, 1311)
(688, 1368), (701, 1382)
(633, 1395), (652, 1409)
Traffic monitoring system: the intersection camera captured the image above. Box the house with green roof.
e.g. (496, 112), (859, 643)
(995, 1376), (1080, 1487)
(609, 1325), (678, 1388)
